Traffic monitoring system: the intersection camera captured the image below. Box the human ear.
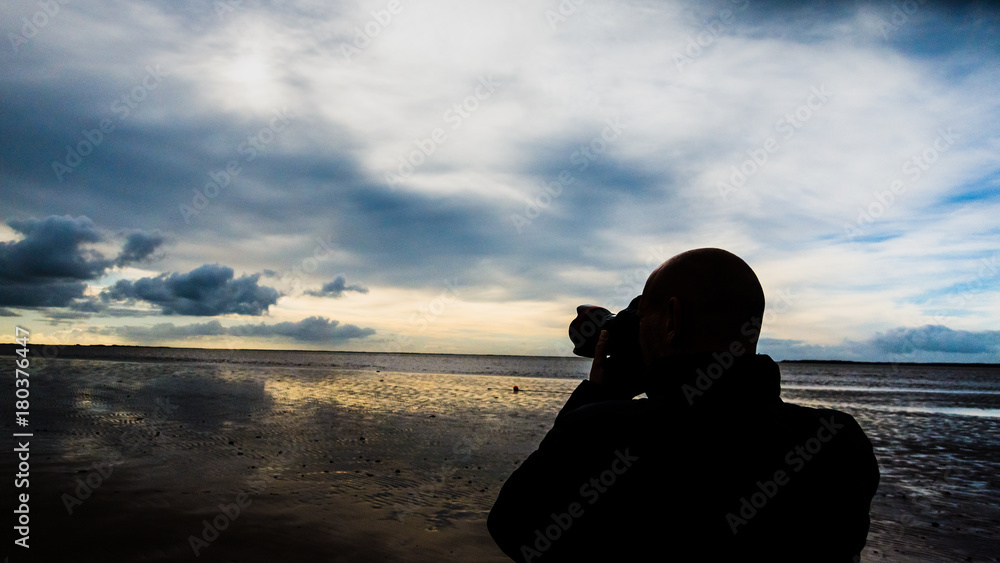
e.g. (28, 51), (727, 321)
(663, 296), (681, 345)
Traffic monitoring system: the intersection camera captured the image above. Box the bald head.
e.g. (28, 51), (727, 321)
(638, 248), (764, 363)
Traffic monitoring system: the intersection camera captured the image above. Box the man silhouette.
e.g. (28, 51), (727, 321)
(488, 248), (879, 562)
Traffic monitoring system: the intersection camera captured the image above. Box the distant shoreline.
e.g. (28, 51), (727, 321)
(0, 342), (587, 362)
(776, 358), (1000, 367)
(1, 343), (997, 367)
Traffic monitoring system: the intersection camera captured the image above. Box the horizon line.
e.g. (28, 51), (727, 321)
(2, 343), (998, 367)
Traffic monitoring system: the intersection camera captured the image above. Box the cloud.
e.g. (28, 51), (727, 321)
(102, 320), (228, 340)
(103, 264), (280, 316)
(115, 231), (165, 265)
(0, 215), (164, 308)
(228, 316), (376, 342)
(1, 2), (999, 355)
(65, 297), (163, 319)
(305, 275), (369, 297)
(104, 316), (375, 343)
(869, 324), (1000, 355)
(2, 215), (108, 280)
(0, 279), (89, 309)
(68, 298), (108, 313)
(760, 324), (1000, 363)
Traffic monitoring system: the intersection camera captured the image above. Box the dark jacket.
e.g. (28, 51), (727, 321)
(487, 353), (879, 562)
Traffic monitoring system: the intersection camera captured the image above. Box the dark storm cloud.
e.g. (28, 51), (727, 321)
(305, 276), (369, 297)
(0, 215), (162, 308)
(869, 325), (1000, 354)
(116, 231), (165, 265)
(105, 316), (375, 343)
(2, 215), (108, 279)
(0, 280), (90, 309)
(103, 264), (280, 316)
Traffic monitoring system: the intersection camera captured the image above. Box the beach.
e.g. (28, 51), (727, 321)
(3, 348), (999, 562)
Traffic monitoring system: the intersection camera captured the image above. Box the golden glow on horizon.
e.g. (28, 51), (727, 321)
(4, 283), (576, 356)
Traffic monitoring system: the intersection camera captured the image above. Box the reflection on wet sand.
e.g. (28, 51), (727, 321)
(3, 356), (998, 561)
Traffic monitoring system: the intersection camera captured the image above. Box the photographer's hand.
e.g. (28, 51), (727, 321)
(588, 330), (610, 385)
(588, 329), (645, 398)
(556, 329), (635, 421)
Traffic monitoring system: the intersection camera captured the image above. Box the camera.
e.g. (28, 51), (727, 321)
(568, 295), (645, 383)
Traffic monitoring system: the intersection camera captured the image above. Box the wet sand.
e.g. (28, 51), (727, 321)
(3, 357), (999, 561)
(5, 358), (566, 562)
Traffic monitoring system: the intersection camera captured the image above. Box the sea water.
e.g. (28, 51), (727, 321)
(3, 348), (998, 561)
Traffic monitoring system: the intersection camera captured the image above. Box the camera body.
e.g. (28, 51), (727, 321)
(568, 295), (646, 385)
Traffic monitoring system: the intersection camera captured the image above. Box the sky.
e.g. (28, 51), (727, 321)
(1, 0), (999, 362)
